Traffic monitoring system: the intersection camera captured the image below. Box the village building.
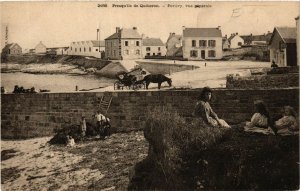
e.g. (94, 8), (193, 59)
(296, 16), (300, 66)
(142, 38), (166, 58)
(166, 33), (182, 57)
(182, 27), (223, 60)
(105, 27), (142, 60)
(269, 27), (297, 67)
(241, 32), (272, 46)
(68, 41), (105, 58)
(228, 33), (244, 49)
(35, 41), (47, 54)
(222, 35), (230, 50)
(1, 43), (22, 55)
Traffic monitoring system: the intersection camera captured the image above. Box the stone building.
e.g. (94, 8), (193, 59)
(68, 41), (105, 58)
(105, 27), (142, 60)
(35, 41), (47, 54)
(182, 27), (223, 60)
(1, 43), (22, 55)
(166, 33), (182, 57)
(142, 38), (166, 58)
(269, 27), (297, 67)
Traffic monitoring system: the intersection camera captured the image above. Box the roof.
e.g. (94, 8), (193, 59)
(105, 28), (142, 40)
(183, 28), (222, 38)
(269, 27), (297, 45)
(241, 33), (273, 44)
(276, 27), (297, 43)
(91, 40), (105, 47)
(142, 38), (164, 46)
(2, 43), (21, 52)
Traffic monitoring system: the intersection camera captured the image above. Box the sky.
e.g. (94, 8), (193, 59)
(1, 1), (299, 50)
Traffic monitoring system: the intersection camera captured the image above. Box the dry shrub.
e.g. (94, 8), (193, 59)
(142, 106), (227, 189)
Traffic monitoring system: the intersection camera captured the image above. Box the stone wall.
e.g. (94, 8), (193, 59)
(226, 73), (299, 89)
(1, 88), (299, 138)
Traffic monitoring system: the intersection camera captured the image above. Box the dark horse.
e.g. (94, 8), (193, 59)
(143, 74), (172, 89)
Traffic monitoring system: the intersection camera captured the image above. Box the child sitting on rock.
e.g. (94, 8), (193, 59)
(274, 106), (299, 136)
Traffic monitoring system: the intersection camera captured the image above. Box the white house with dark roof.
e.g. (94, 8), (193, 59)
(182, 27), (223, 60)
(68, 40), (105, 58)
(35, 41), (47, 54)
(105, 27), (142, 60)
(269, 27), (297, 67)
(142, 38), (166, 58)
(228, 33), (244, 49)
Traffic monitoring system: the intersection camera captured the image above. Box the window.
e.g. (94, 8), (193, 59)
(84, 47), (86, 52)
(146, 47), (151, 51)
(79, 48), (81, 52)
(136, 50), (140, 55)
(153, 53), (156, 56)
(75, 48), (77, 52)
(158, 53), (161, 56)
(208, 40), (216, 47)
(208, 50), (216, 57)
(192, 40), (196, 47)
(147, 53), (150, 56)
(125, 41), (129, 46)
(199, 40), (207, 47)
(238, 42), (242, 46)
(114, 50), (116, 56)
(190, 50), (198, 57)
(158, 47), (161, 51)
(136, 41), (140, 46)
(71, 47), (72, 50)
(95, 49), (98, 51)
(89, 47), (91, 52)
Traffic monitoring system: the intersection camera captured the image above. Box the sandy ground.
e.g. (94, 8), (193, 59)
(1, 131), (148, 191)
(94, 60), (269, 92)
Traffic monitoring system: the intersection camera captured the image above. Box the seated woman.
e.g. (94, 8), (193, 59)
(194, 87), (230, 128)
(243, 100), (276, 135)
(275, 106), (299, 135)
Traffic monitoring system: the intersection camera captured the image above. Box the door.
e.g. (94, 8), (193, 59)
(286, 43), (297, 66)
(201, 50), (205, 59)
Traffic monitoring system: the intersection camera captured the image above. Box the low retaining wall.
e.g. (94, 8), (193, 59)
(226, 73), (299, 89)
(136, 61), (199, 74)
(1, 88), (299, 138)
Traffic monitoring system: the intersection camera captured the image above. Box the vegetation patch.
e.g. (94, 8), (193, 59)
(129, 107), (299, 190)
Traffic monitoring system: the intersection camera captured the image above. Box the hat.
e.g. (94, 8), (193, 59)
(283, 106), (296, 117)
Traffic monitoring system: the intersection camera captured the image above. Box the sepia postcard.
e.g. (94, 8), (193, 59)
(1, 1), (299, 190)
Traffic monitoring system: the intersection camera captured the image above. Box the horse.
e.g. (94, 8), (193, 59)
(143, 74), (172, 89)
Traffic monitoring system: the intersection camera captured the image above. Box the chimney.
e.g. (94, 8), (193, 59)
(236, 32), (238, 35)
(182, 26), (186, 31)
(116, 27), (120, 33)
(133, 27), (137, 30)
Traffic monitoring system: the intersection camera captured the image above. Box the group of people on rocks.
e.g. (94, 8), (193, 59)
(12, 85), (37, 93)
(194, 87), (298, 135)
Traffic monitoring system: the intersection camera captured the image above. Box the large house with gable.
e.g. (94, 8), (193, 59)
(182, 27), (223, 60)
(166, 33), (183, 57)
(105, 27), (142, 60)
